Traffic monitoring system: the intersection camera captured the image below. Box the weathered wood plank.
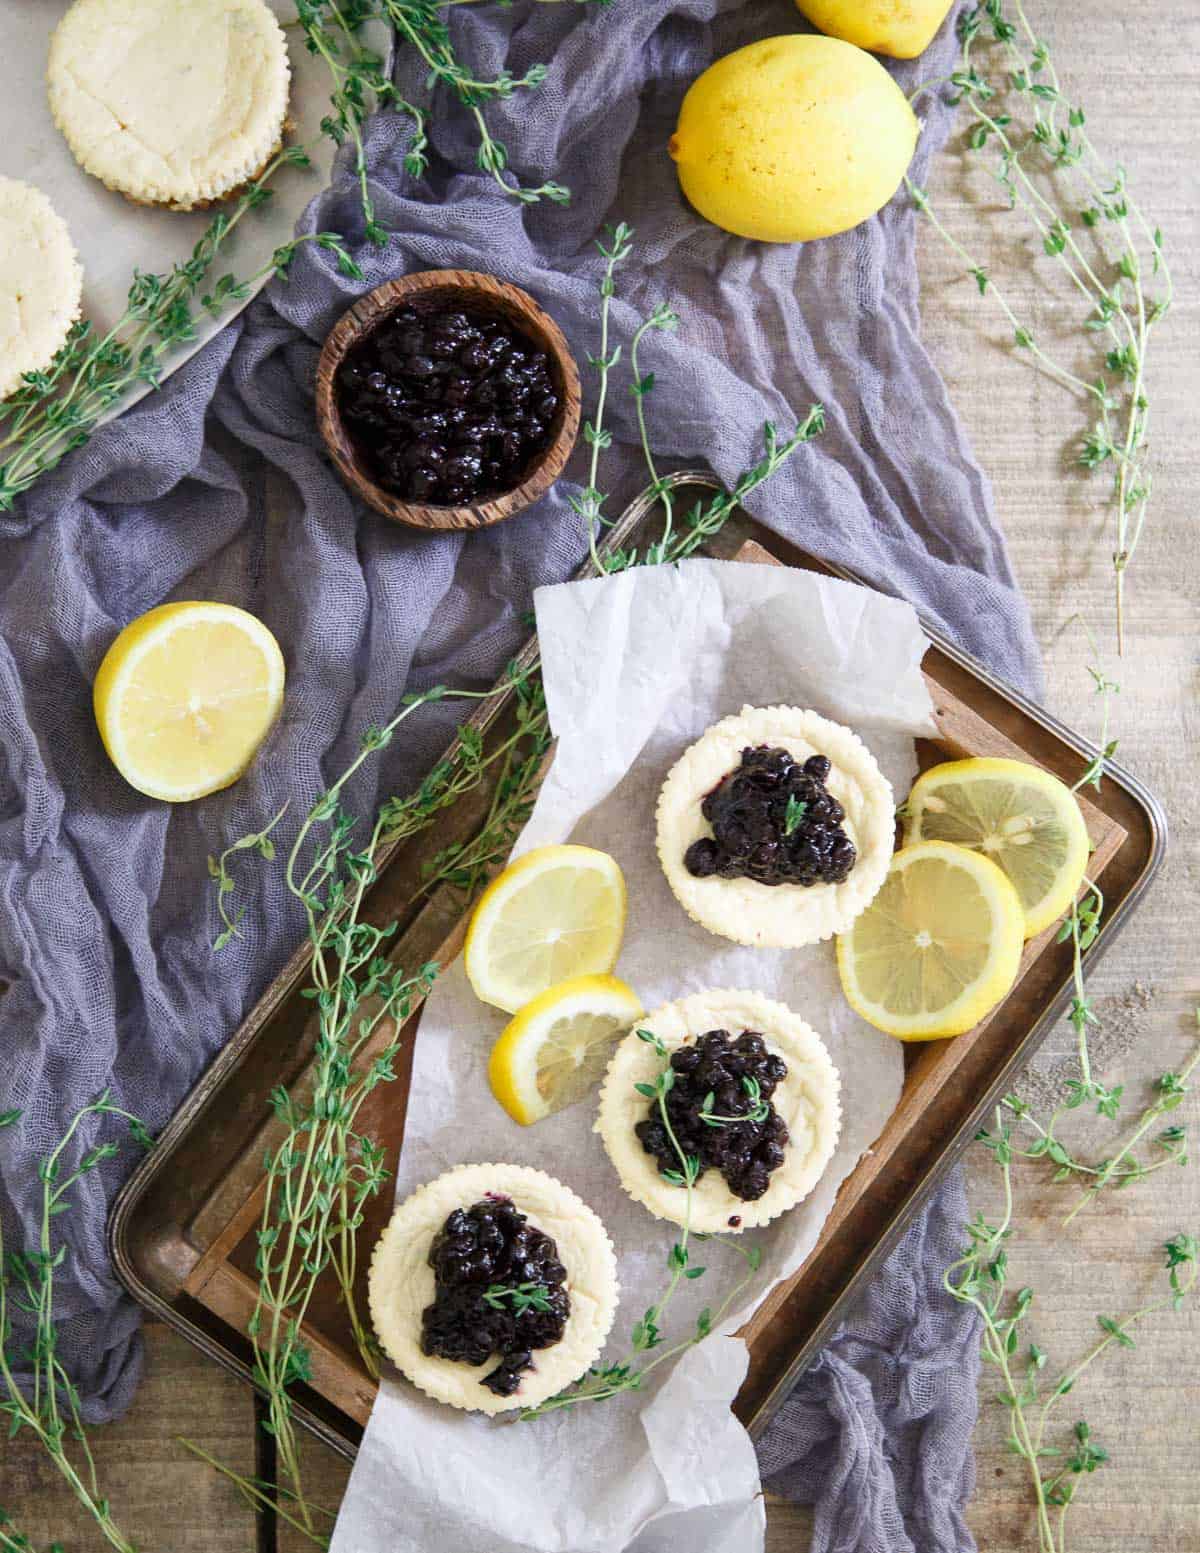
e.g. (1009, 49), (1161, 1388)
(0, 1324), (260, 1552)
(915, 5), (1200, 1550)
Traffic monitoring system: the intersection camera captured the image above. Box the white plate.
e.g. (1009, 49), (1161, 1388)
(0, 1), (389, 418)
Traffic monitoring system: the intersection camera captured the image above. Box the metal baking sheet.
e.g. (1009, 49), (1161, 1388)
(109, 474), (1165, 1455)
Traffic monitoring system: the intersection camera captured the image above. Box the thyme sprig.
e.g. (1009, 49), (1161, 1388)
(982, 1017), (1200, 1223)
(910, 0), (1167, 651)
(0, 1098), (152, 1553)
(699, 1075), (770, 1128)
(519, 1028), (762, 1420)
(183, 232), (820, 1521)
(297, 0), (606, 214)
(948, 1105), (1197, 1553)
(208, 802), (290, 951)
(0, 1508), (62, 1553)
(482, 1282), (553, 1315)
(0, 148), (360, 512)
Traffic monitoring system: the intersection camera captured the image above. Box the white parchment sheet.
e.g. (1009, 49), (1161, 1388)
(332, 559), (936, 1553)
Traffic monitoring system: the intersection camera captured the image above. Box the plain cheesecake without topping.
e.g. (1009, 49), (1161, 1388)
(47, 0), (291, 210)
(0, 179), (82, 402)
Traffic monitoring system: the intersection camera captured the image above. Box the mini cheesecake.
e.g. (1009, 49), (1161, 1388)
(0, 180), (83, 402)
(47, 0), (291, 211)
(656, 704), (895, 948)
(368, 1162), (619, 1415)
(596, 989), (842, 1234)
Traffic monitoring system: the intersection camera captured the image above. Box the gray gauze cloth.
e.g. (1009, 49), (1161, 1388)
(0, 1), (1038, 1547)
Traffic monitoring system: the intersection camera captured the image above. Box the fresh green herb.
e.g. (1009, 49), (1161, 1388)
(296, 0), (607, 216)
(0, 148), (359, 512)
(518, 1029), (762, 1419)
(195, 232), (822, 1474)
(947, 1105), (1197, 1553)
(910, 0), (1167, 652)
(783, 795), (808, 836)
(983, 1011), (1200, 1221)
(0, 1099), (152, 1553)
(233, 672), (549, 1542)
(208, 802), (290, 951)
(482, 1282), (553, 1315)
(699, 1075), (770, 1128)
(1060, 615), (1120, 794)
(0, 1508), (64, 1553)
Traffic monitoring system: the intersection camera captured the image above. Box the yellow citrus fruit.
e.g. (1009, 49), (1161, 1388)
(836, 840), (1025, 1040)
(93, 601), (285, 802)
(668, 35), (918, 243)
(902, 757), (1090, 938)
(464, 844), (627, 1014)
(488, 973), (643, 1126)
(793, 0), (956, 61)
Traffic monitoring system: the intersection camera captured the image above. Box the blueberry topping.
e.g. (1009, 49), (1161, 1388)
(683, 745), (857, 888)
(420, 1197), (569, 1397)
(336, 303), (559, 506)
(636, 1029), (790, 1202)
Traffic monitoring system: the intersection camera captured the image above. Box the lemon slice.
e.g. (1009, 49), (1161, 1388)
(836, 840), (1025, 1040)
(94, 601), (285, 802)
(902, 757), (1089, 937)
(464, 845), (627, 1013)
(489, 974), (643, 1126)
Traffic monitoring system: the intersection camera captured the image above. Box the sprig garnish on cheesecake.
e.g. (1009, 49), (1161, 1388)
(519, 1028), (763, 1419)
(483, 1282), (555, 1316)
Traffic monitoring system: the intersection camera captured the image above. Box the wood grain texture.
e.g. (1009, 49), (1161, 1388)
(2, 4), (1194, 1550)
(916, 6), (1200, 1551)
(315, 269), (582, 531)
(0, 1324), (259, 1552)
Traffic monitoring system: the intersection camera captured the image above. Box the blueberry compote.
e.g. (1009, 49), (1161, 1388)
(420, 1196), (569, 1397)
(635, 1030), (789, 1202)
(684, 745), (857, 887)
(335, 303), (559, 506)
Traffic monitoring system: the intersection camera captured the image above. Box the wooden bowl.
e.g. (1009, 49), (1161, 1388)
(316, 270), (581, 532)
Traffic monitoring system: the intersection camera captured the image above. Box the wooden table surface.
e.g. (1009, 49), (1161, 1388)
(4, 5), (1196, 1550)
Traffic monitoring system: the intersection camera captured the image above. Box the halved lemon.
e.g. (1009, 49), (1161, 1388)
(836, 840), (1025, 1040)
(464, 845), (627, 1013)
(93, 601), (285, 802)
(902, 756), (1090, 937)
(488, 973), (643, 1125)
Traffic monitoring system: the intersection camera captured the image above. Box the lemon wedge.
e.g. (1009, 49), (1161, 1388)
(836, 840), (1025, 1040)
(902, 756), (1089, 937)
(464, 845), (627, 1013)
(93, 601), (285, 802)
(488, 973), (643, 1125)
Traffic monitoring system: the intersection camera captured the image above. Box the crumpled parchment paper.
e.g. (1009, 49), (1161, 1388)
(331, 558), (936, 1553)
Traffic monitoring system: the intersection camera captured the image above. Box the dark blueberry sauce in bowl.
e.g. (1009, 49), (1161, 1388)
(684, 745), (857, 888)
(636, 1029), (790, 1202)
(336, 304), (560, 506)
(420, 1196), (569, 1397)
(317, 272), (580, 531)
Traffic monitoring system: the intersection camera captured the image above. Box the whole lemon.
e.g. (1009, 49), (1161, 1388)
(794, 0), (956, 60)
(669, 35), (919, 243)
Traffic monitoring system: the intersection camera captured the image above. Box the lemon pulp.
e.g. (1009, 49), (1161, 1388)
(93, 601), (285, 802)
(903, 757), (1090, 937)
(464, 844), (627, 1014)
(836, 840), (1025, 1040)
(488, 974), (643, 1125)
